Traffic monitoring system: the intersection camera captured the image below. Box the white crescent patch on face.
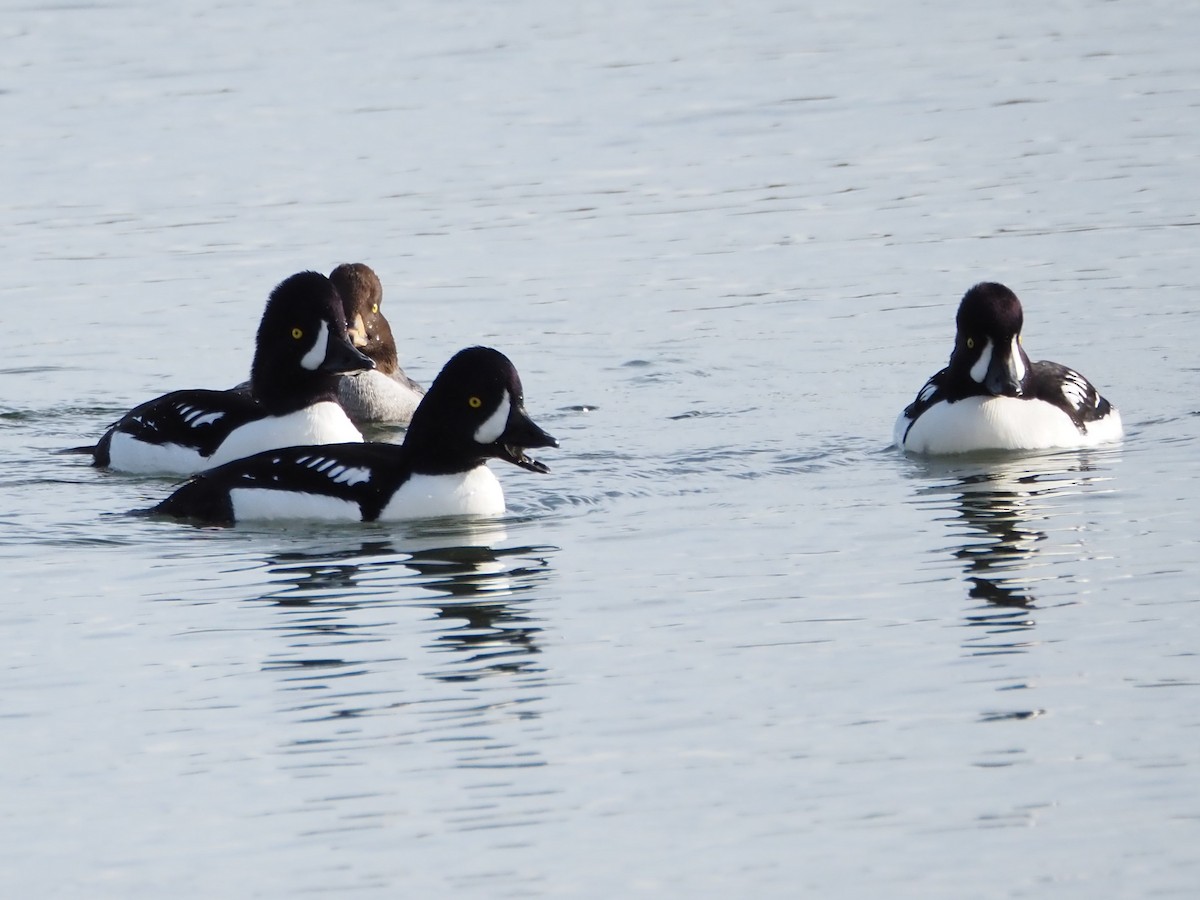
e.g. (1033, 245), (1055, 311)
(1010, 337), (1026, 382)
(969, 339), (993, 384)
(299, 320), (330, 370)
(474, 390), (511, 444)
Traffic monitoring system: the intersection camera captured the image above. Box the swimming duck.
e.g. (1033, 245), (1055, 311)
(153, 346), (557, 524)
(894, 282), (1123, 454)
(94, 271), (372, 474)
(330, 262), (425, 425)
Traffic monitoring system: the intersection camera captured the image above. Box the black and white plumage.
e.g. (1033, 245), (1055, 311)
(894, 282), (1124, 454)
(330, 262), (426, 425)
(93, 271), (374, 474)
(153, 346), (558, 525)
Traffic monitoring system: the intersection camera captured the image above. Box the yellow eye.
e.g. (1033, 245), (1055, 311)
(371, 304), (379, 314)
(468, 396), (482, 409)
(966, 337), (975, 349)
(291, 327), (303, 340)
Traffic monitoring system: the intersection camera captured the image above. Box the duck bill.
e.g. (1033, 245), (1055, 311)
(346, 313), (369, 349)
(321, 332), (375, 374)
(984, 337), (1025, 397)
(496, 407), (558, 474)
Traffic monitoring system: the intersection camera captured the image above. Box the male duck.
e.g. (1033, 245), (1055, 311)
(94, 271), (372, 474)
(153, 346), (557, 525)
(894, 282), (1123, 454)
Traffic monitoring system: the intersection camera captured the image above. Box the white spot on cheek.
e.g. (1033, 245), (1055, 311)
(299, 321), (330, 370)
(474, 391), (511, 444)
(969, 340), (993, 383)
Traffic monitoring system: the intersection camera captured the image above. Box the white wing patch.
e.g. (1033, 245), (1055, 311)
(175, 403), (225, 428)
(918, 381), (938, 404)
(1061, 369), (1091, 410)
(295, 454), (371, 486)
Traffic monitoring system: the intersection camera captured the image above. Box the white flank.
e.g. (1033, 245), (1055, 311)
(299, 320), (330, 370)
(106, 431), (207, 475)
(379, 466), (505, 520)
(230, 488), (362, 522)
(968, 340), (993, 384)
(896, 396), (1124, 454)
(206, 401), (363, 468)
(474, 390), (511, 444)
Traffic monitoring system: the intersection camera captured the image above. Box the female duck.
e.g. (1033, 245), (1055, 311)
(894, 282), (1123, 454)
(330, 263), (425, 425)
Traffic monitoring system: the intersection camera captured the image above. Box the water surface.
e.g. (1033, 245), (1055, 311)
(2, 0), (1199, 896)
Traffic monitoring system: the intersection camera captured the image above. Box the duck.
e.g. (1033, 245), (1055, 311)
(330, 262), (425, 425)
(93, 271), (373, 475)
(152, 346), (557, 525)
(894, 282), (1123, 454)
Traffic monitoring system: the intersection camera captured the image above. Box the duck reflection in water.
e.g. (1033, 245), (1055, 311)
(252, 522), (558, 683)
(909, 452), (1115, 655)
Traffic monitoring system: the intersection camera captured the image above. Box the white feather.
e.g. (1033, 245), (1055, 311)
(379, 466), (505, 520)
(299, 321), (329, 371)
(474, 391), (511, 444)
(106, 431), (211, 475)
(896, 396), (1123, 454)
(1061, 370), (1090, 409)
(230, 488), (362, 522)
(969, 340), (993, 383)
(206, 402), (362, 468)
(1010, 338), (1026, 382)
(107, 402), (362, 475)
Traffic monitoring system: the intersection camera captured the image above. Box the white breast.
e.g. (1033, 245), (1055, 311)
(207, 402), (363, 468)
(379, 466), (505, 520)
(898, 397), (1122, 454)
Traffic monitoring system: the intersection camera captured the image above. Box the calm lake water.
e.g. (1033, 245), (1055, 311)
(3, 0), (1199, 896)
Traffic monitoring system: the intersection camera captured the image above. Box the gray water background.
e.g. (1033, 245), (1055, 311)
(2, 0), (1199, 896)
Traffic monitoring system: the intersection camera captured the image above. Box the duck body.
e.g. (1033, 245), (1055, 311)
(895, 282), (1123, 455)
(94, 271), (372, 475)
(337, 369), (424, 426)
(154, 346), (557, 525)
